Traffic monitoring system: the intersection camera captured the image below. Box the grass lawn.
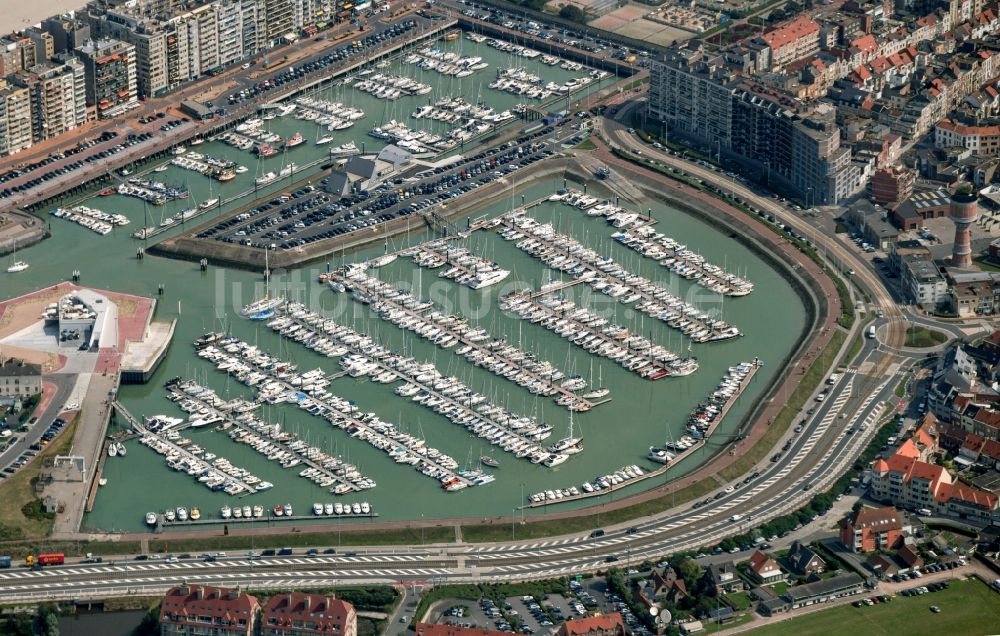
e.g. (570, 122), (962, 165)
(146, 525), (455, 554)
(904, 326), (948, 348)
(725, 591), (752, 610)
(740, 578), (1000, 636)
(575, 138), (596, 151)
(771, 581), (788, 596)
(0, 417), (77, 540)
(717, 330), (846, 483)
(973, 255), (1000, 272)
(845, 329), (865, 365)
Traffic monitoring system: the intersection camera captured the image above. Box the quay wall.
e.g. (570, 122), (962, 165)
(464, 0), (666, 55)
(149, 156), (579, 270)
(456, 16), (641, 76)
(576, 159), (827, 447)
(17, 19), (458, 216)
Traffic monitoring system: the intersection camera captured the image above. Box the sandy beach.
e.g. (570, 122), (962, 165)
(0, 1), (81, 35)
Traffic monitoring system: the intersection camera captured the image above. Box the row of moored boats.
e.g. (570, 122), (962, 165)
(500, 213), (741, 342)
(51, 205), (128, 235)
(528, 465), (647, 503)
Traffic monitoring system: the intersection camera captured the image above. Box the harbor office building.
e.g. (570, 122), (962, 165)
(41, 289), (117, 349)
(0, 357), (41, 404)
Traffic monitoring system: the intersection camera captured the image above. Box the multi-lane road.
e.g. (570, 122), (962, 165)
(0, 336), (907, 602)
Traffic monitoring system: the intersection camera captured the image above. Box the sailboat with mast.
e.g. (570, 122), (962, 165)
(241, 248), (284, 320)
(368, 233), (397, 268)
(546, 411), (583, 466)
(6, 240), (28, 273)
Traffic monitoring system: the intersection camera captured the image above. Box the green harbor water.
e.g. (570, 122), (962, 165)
(0, 37), (807, 532)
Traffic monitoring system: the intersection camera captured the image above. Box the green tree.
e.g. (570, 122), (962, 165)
(132, 603), (161, 636)
(42, 612), (59, 636)
(559, 5), (587, 22)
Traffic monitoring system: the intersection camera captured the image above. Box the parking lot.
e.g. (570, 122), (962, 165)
(226, 20), (419, 107)
(455, 0), (654, 68)
(197, 126), (567, 251)
(1, 416), (68, 477)
(0, 129), (162, 201)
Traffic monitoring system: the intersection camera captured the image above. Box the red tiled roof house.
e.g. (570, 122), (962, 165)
(262, 592), (356, 636)
(159, 584), (259, 636)
(747, 550), (784, 584)
(558, 613), (627, 636)
(841, 506), (903, 552)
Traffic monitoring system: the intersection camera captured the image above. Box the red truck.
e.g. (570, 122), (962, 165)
(25, 553), (65, 567)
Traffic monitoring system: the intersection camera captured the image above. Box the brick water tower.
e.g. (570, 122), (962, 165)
(950, 189), (979, 268)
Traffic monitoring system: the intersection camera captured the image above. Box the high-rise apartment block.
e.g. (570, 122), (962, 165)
(83, 0), (344, 98)
(0, 83), (33, 156)
(649, 45), (857, 204)
(76, 38), (138, 119)
(14, 58), (87, 142)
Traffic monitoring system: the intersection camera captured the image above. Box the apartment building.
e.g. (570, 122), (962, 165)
(870, 166), (914, 204)
(648, 47), (736, 149)
(159, 584), (259, 636)
(15, 58), (87, 142)
(898, 251), (948, 310)
(840, 506), (904, 552)
(870, 449), (1000, 524)
(0, 38), (40, 76)
(76, 38), (138, 119)
(0, 358), (42, 399)
(650, 46), (858, 204)
(87, 0), (268, 98)
(759, 15), (821, 69)
(216, 0), (245, 67)
(265, 0), (295, 43)
(41, 17), (92, 56)
(24, 28), (56, 63)
(935, 118), (1000, 155)
(0, 84), (33, 156)
(261, 592), (357, 636)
